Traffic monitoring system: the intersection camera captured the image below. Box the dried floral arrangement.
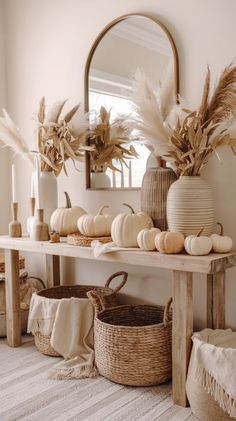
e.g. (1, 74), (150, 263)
(132, 64), (236, 176)
(87, 106), (138, 173)
(37, 98), (88, 176)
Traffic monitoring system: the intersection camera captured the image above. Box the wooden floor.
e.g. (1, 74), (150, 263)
(0, 335), (196, 421)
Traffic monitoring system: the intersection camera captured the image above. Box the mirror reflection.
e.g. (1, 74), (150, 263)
(86, 15), (178, 189)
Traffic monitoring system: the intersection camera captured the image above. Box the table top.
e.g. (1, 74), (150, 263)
(0, 235), (235, 274)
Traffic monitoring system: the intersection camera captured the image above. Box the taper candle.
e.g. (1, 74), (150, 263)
(36, 156), (42, 209)
(11, 164), (17, 202)
(30, 171), (35, 198)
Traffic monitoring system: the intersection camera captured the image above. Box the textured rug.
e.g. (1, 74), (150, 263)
(0, 336), (196, 421)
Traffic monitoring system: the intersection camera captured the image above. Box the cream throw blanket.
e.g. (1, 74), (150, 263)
(91, 240), (138, 258)
(28, 293), (97, 379)
(192, 328), (236, 417)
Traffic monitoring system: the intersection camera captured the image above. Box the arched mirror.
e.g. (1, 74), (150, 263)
(84, 14), (179, 189)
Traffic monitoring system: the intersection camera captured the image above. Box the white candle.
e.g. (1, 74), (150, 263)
(11, 164), (17, 203)
(36, 156), (42, 209)
(30, 171), (35, 198)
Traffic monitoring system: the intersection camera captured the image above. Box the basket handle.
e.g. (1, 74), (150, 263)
(104, 271), (128, 293)
(87, 290), (106, 316)
(163, 298), (173, 327)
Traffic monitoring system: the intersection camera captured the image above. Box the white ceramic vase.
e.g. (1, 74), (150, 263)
(166, 176), (214, 236)
(90, 171), (111, 188)
(32, 171), (58, 227)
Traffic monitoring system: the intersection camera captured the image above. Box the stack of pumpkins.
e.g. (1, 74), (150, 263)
(50, 195), (233, 256)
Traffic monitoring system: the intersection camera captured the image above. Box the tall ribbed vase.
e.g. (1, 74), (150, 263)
(141, 166), (177, 230)
(167, 176), (214, 236)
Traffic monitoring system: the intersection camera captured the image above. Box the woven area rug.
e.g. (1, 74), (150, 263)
(0, 336), (196, 421)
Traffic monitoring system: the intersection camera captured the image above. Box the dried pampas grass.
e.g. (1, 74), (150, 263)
(131, 63), (236, 175)
(0, 109), (34, 167)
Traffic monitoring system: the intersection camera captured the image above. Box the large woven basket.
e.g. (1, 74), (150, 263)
(92, 298), (172, 386)
(33, 271), (128, 357)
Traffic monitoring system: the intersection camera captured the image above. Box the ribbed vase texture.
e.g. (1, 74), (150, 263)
(167, 176), (214, 236)
(141, 167), (177, 231)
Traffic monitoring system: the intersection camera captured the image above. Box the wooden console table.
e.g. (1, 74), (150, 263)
(0, 235), (236, 407)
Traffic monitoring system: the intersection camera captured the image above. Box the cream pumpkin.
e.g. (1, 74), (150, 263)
(155, 231), (184, 254)
(184, 228), (212, 256)
(77, 205), (114, 237)
(111, 203), (153, 248)
(137, 228), (161, 251)
(211, 222), (233, 253)
(50, 192), (86, 236)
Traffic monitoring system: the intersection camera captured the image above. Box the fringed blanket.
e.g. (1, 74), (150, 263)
(28, 293), (98, 379)
(192, 328), (236, 417)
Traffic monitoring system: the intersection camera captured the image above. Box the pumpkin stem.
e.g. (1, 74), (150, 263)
(97, 205), (109, 215)
(196, 228), (204, 237)
(217, 222), (224, 236)
(64, 192), (72, 208)
(123, 203), (135, 214)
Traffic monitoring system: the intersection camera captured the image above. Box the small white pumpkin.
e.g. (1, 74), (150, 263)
(184, 228), (212, 256)
(155, 231), (185, 254)
(77, 205), (114, 237)
(137, 228), (161, 251)
(210, 222), (233, 253)
(111, 203), (153, 248)
(50, 192), (86, 236)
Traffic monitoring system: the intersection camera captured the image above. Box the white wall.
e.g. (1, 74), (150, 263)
(2, 0), (236, 329)
(0, 0), (10, 234)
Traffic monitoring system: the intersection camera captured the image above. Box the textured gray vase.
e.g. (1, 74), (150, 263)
(141, 166), (177, 231)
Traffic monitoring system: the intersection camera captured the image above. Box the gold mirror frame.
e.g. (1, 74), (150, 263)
(84, 13), (179, 190)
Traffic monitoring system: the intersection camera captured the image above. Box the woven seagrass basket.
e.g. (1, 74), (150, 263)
(33, 271), (127, 357)
(91, 297), (172, 386)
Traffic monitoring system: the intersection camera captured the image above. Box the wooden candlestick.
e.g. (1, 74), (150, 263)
(27, 197), (36, 235)
(9, 202), (22, 238)
(30, 209), (49, 241)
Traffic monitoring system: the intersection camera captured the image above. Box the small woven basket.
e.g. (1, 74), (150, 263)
(33, 271), (128, 357)
(67, 233), (112, 247)
(91, 297), (172, 386)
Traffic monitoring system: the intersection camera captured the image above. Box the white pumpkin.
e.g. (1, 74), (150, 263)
(211, 222), (233, 253)
(111, 203), (153, 248)
(77, 205), (114, 237)
(137, 228), (161, 251)
(184, 228), (212, 256)
(50, 192), (86, 236)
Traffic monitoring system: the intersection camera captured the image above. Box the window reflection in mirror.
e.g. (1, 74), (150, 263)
(86, 15), (178, 189)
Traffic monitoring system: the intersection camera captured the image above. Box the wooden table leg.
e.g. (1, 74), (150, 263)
(213, 270), (225, 329)
(207, 274), (213, 328)
(45, 254), (60, 288)
(172, 270), (193, 407)
(5, 249), (21, 347)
